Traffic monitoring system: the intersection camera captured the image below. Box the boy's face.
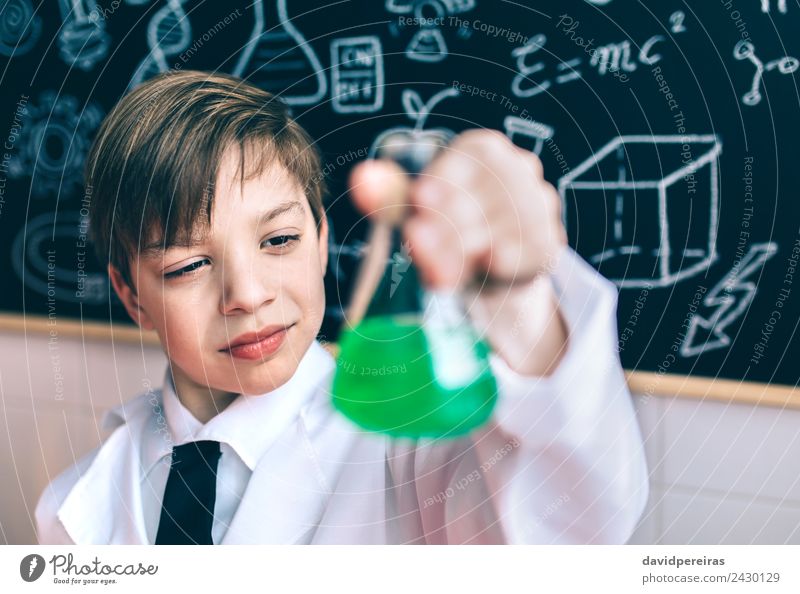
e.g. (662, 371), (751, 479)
(111, 146), (328, 400)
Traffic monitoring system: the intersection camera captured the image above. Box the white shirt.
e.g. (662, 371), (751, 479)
(35, 248), (650, 544)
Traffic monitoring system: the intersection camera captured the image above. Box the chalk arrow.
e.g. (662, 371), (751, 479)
(681, 242), (778, 357)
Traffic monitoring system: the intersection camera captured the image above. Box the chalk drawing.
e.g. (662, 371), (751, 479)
(330, 36), (384, 114)
(234, 0), (326, 106)
(681, 243), (779, 356)
(0, 0), (42, 57)
(733, 40), (798, 106)
(558, 135), (722, 289)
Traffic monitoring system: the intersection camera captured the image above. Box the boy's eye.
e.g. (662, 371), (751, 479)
(262, 234), (301, 250)
(164, 258), (209, 279)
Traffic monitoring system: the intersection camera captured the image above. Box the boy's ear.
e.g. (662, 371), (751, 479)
(107, 264), (155, 331)
(318, 215), (329, 275)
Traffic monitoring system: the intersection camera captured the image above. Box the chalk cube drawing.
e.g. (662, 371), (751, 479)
(557, 135), (722, 288)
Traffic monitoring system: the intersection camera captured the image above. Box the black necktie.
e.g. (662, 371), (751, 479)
(155, 440), (221, 545)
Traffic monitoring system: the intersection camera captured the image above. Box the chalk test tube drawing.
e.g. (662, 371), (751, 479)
(385, 0), (476, 63)
(57, 0), (111, 70)
(12, 211), (109, 304)
(503, 116), (554, 156)
(681, 242), (779, 357)
(129, 0), (191, 89)
(557, 135), (722, 289)
(760, 0), (787, 13)
(8, 92), (104, 197)
(233, 0), (326, 106)
(733, 40), (798, 106)
(330, 36), (384, 114)
(0, 0), (42, 57)
(368, 87), (461, 158)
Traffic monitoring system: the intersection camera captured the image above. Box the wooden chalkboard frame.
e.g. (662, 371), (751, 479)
(2, 313), (797, 410)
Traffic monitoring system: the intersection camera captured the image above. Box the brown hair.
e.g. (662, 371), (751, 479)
(85, 70), (326, 290)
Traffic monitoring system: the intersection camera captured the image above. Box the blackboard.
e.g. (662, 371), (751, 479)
(1, 0), (798, 389)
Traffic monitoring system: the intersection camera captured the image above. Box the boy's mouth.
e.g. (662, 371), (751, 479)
(220, 323), (295, 360)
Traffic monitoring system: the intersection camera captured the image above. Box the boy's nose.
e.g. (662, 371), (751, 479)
(219, 257), (276, 315)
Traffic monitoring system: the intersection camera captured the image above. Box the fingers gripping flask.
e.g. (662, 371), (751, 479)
(332, 133), (498, 439)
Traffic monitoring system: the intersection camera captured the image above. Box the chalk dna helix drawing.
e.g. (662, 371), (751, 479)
(129, 0), (192, 88)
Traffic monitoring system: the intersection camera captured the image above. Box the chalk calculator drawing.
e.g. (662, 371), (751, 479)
(234, 0), (327, 106)
(557, 135), (722, 289)
(330, 36), (385, 114)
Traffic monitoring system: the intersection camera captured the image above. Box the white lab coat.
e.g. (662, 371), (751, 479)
(35, 248), (649, 544)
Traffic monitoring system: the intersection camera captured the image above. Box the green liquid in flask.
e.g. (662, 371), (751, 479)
(333, 132), (499, 439)
(332, 314), (498, 439)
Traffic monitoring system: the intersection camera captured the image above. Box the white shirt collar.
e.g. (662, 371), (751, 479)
(159, 340), (335, 471)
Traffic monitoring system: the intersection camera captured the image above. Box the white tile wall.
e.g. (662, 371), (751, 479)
(658, 488), (800, 544)
(0, 331), (167, 545)
(628, 392), (800, 545)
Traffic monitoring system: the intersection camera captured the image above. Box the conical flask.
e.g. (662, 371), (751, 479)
(235, 0), (326, 106)
(332, 133), (498, 439)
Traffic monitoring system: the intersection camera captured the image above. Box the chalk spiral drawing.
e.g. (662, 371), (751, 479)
(681, 243), (779, 357)
(234, 0), (326, 106)
(733, 40), (799, 106)
(0, 0), (42, 57)
(12, 211), (108, 304)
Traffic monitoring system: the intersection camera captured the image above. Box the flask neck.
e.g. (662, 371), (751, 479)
(363, 226), (424, 320)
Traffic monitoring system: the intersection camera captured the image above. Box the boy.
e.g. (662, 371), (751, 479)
(35, 71), (648, 544)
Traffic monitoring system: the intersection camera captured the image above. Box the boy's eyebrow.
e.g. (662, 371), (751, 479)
(259, 199), (305, 225)
(139, 200), (306, 257)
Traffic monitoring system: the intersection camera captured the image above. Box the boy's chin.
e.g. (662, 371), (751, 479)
(230, 363), (300, 396)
